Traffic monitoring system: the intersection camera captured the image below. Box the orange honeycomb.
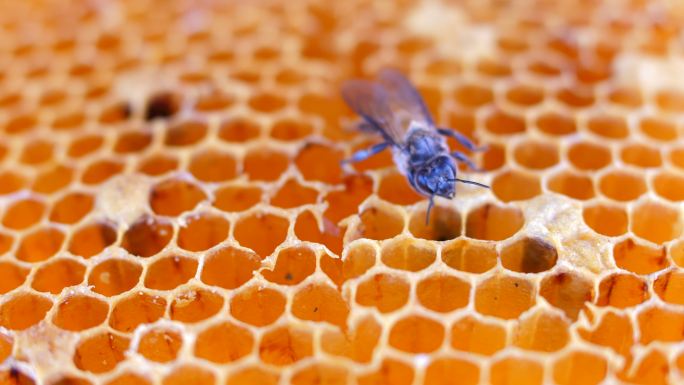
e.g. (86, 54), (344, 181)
(1, 0), (684, 384)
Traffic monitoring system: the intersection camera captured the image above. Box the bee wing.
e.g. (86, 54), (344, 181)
(341, 79), (407, 146)
(377, 68), (435, 127)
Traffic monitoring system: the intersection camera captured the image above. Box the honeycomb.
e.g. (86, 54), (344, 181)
(1, 0), (684, 384)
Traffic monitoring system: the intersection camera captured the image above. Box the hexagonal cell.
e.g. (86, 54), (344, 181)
(352, 204), (404, 241)
(138, 153), (179, 176)
(377, 171), (423, 206)
(614, 238), (669, 275)
(0, 170), (26, 195)
(484, 109), (526, 135)
(490, 356), (544, 385)
(218, 117), (261, 142)
(161, 365), (216, 385)
(144, 91), (181, 121)
(555, 86), (594, 108)
(582, 203), (628, 237)
(248, 92), (287, 112)
(597, 273), (649, 308)
(355, 273), (410, 313)
(295, 143), (343, 184)
(226, 367), (279, 385)
(453, 83), (493, 107)
(669, 147), (684, 169)
(381, 237), (436, 271)
(417, 273), (470, 313)
(323, 174), (373, 223)
(547, 171), (595, 200)
(144, 255), (198, 290)
(465, 203), (524, 241)
(68, 220), (117, 258)
(234, 212), (289, 259)
(164, 120), (207, 146)
(258, 325), (313, 366)
(149, 179), (206, 217)
(586, 114), (629, 139)
(262, 246), (316, 285)
(424, 357), (480, 385)
(81, 159), (124, 185)
(271, 179), (318, 208)
(73, 332), (129, 373)
(121, 215), (173, 257)
(654, 270), (684, 305)
(389, 314), (444, 353)
(2, 198), (45, 230)
(109, 292), (166, 332)
(321, 315), (381, 363)
(67, 134), (104, 158)
(578, 311), (634, 357)
(89, 259), (142, 296)
(292, 283), (348, 328)
(607, 86), (642, 107)
(450, 315), (506, 356)
(230, 285), (286, 327)
(321, 243), (376, 286)
(540, 271), (594, 319)
(177, 212), (229, 252)
(213, 184), (262, 212)
(0, 262), (28, 294)
(31, 258), (85, 294)
(105, 373), (152, 385)
(505, 83), (544, 106)
(194, 321), (253, 363)
(638, 306), (684, 344)
(653, 172), (684, 201)
(270, 118), (314, 141)
(243, 148), (289, 181)
(656, 89), (684, 112)
(598, 170), (646, 202)
(620, 143), (662, 168)
(631, 201), (682, 244)
(113, 130), (152, 154)
(408, 205), (461, 241)
(491, 170), (541, 202)
(512, 309), (570, 352)
(16, 226), (65, 262)
(53, 294), (108, 331)
(535, 111), (577, 136)
(188, 149), (237, 182)
(639, 116), (677, 141)
(553, 350), (607, 385)
(567, 141), (611, 170)
(617, 349), (669, 385)
(49, 191), (94, 224)
(442, 238), (497, 273)
(501, 236), (558, 273)
(201, 246), (260, 289)
(475, 273), (535, 319)
(169, 288), (224, 323)
(512, 139), (559, 169)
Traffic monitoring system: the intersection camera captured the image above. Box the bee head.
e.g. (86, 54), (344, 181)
(412, 156), (457, 199)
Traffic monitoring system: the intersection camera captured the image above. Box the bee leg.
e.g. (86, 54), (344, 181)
(450, 151), (482, 171)
(341, 142), (391, 164)
(437, 128), (488, 152)
(425, 195), (435, 225)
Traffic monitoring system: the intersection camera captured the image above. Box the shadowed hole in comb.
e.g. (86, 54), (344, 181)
(553, 350), (608, 385)
(258, 325), (313, 366)
(68, 220), (117, 258)
(137, 328), (182, 363)
(389, 314), (444, 353)
(243, 148), (289, 181)
(355, 273), (410, 313)
(121, 215), (173, 257)
(149, 179), (206, 217)
(138, 153), (179, 176)
(408, 204), (461, 241)
(292, 282), (349, 328)
(170, 288), (223, 324)
(0, 292), (52, 330)
(16, 226), (64, 262)
(631, 200), (682, 244)
(194, 321), (253, 363)
(52, 294), (108, 331)
(450, 316), (507, 356)
(230, 286), (286, 327)
(188, 149), (238, 182)
(475, 273), (535, 319)
(201, 246), (260, 289)
(465, 203), (524, 241)
(234, 212), (289, 259)
(109, 292), (166, 332)
(2, 197), (46, 230)
(0, 262), (29, 294)
(501, 236), (558, 273)
(144, 255), (197, 290)
(177, 212), (229, 252)
(417, 273), (470, 313)
(613, 238), (669, 275)
(567, 141), (611, 170)
(89, 259), (142, 296)
(262, 246), (316, 285)
(540, 271), (594, 319)
(547, 171), (595, 200)
(161, 365), (215, 385)
(424, 357), (480, 385)
(381, 237), (436, 272)
(144, 91), (181, 121)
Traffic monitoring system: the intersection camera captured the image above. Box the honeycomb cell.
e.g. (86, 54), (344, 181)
(138, 153), (179, 176)
(491, 170), (541, 202)
(177, 212), (229, 252)
(638, 306), (684, 344)
(31, 258), (85, 294)
(597, 273), (649, 308)
(271, 179), (318, 208)
(53, 294), (108, 331)
(598, 170), (646, 202)
(355, 273), (410, 313)
(631, 201), (682, 244)
(505, 84), (544, 106)
(243, 148), (289, 181)
(52, 111), (85, 131)
(582, 204), (628, 236)
(389, 315), (444, 353)
(73, 333), (129, 373)
(270, 118), (313, 141)
(105, 373), (152, 385)
(450, 315), (506, 356)
(547, 171), (595, 200)
(424, 357), (480, 385)
(188, 149), (237, 182)
(295, 143), (343, 184)
(230, 286), (286, 326)
(292, 282), (349, 328)
(149, 179), (206, 216)
(453, 83), (492, 107)
(512, 309), (569, 352)
(481, 143), (506, 171)
(417, 273), (470, 313)
(218, 117), (261, 142)
(110, 292), (167, 332)
(234, 212), (288, 258)
(535, 111), (576, 136)
(321, 243), (376, 285)
(607, 86), (642, 108)
(68, 221), (117, 258)
(89, 259), (142, 296)
(121, 215), (173, 257)
(161, 365), (215, 385)
(4, 114), (37, 134)
(20, 139), (53, 165)
(578, 311), (634, 356)
(99, 102), (132, 125)
(164, 121), (207, 146)
(32, 165), (75, 194)
(484, 109), (526, 135)
(567, 141), (611, 170)
(195, 90), (234, 112)
(620, 143), (662, 168)
(501, 236), (558, 273)
(170, 288), (223, 323)
(475, 273), (535, 319)
(653, 172), (684, 201)
(0, 292), (51, 330)
(587, 114), (629, 139)
(16, 226), (65, 262)
(259, 325), (313, 366)
(144, 255), (197, 290)
(357, 359), (414, 385)
(408, 205), (461, 241)
(639, 116), (677, 142)
(194, 321), (253, 363)
(553, 350), (607, 385)
(353, 205), (404, 241)
(377, 172), (422, 205)
(226, 367), (279, 385)
(618, 349), (669, 385)
(490, 356), (544, 385)
(656, 89), (684, 112)
(323, 174), (373, 223)
(442, 239), (497, 273)
(540, 271), (593, 319)
(248, 92), (287, 112)
(512, 140), (559, 169)
(0, 262), (29, 294)
(381, 237), (436, 271)
(0, 333), (12, 362)
(114, 131), (152, 154)
(0, 232), (12, 256)
(213, 184), (262, 212)
(201, 246), (260, 289)
(614, 238), (668, 275)
(262, 246), (316, 285)
(654, 270), (684, 305)
(137, 328), (182, 363)
(49, 192), (94, 224)
(465, 203), (523, 241)
(0, 170), (26, 195)
(82, 159), (124, 185)
(321, 315), (381, 363)
(476, 58), (512, 78)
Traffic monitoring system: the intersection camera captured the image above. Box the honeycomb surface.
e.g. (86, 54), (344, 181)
(1, 0), (684, 384)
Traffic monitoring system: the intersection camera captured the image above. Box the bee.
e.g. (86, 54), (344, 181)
(341, 68), (489, 223)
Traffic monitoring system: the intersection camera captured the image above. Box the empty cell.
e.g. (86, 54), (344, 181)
(424, 357), (480, 385)
(243, 148), (289, 181)
(295, 143), (343, 184)
(598, 170), (646, 201)
(490, 357), (544, 385)
(53, 294), (108, 331)
(505, 84), (544, 106)
(476, 58), (512, 77)
(0, 171), (26, 195)
(292, 282), (349, 328)
(567, 141), (611, 170)
(271, 118), (313, 141)
(535, 111), (577, 136)
(195, 90), (234, 111)
(259, 325), (313, 365)
(4, 114), (37, 134)
(475, 274), (535, 319)
(555, 86), (595, 108)
(357, 358), (414, 385)
(353, 205), (404, 241)
(188, 149), (237, 182)
(169, 288), (223, 323)
(484, 109), (526, 135)
(17, 226), (64, 262)
(389, 315), (444, 353)
(177, 212), (229, 252)
(501, 236), (558, 273)
(31, 258), (85, 294)
(607, 86), (642, 107)
(113, 131), (152, 153)
(230, 286), (286, 326)
(442, 239), (497, 273)
(547, 171), (595, 200)
(82, 159), (124, 185)
(381, 237), (436, 271)
(617, 349), (669, 385)
(670, 147), (684, 169)
(234, 212), (288, 258)
(540, 271), (594, 319)
(20, 139), (53, 165)
(291, 363), (349, 385)
(213, 184), (262, 212)
(0, 262), (28, 294)
(49, 192), (94, 224)
(453, 83), (493, 107)
(110, 292), (166, 332)
(614, 238), (669, 275)
(632, 201), (682, 244)
(582, 204), (628, 236)
(578, 312), (634, 356)
(321, 243), (375, 285)
(481, 143), (506, 171)
(0, 232), (11, 256)
(164, 121), (207, 146)
(194, 321), (253, 363)
(640, 116), (678, 141)
(377, 172), (423, 205)
(138, 153), (179, 176)
(271, 179), (318, 208)
(0, 293), (52, 330)
(321, 316), (381, 363)
(144, 255), (197, 290)
(2, 197), (45, 230)
(653, 172), (684, 201)
(492, 170), (541, 202)
(417, 274), (470, 313)
(201, 246), (260, 289)
(149, 179), (206, 216)
(587, 114), (629, 139)
(654, 270), (684, 305)
(218, 117), (260, 142)
(553, 350), (607, 385)
(355, 273), (410, 313)
(33, 165), (75, 194)
(450, 316), (506, 356)
(121, 215), (173, 258)
(408, 205), (461, 241)
(512, 140), (559, 169)
(99, 102), (132, 124)
(52, 111), (85, 130)
(620, 143), (662, 168)
(161, 365), (215, 385)
(656, 89), (684, 112)
(294, 211), (344, 255)
(465, 203), (524, 241)
(106, 373), (152, 385)
(638, 306), (684, 343)
(226, 367), (279, 385)
(89, 259), (142, 296)
(248, 92), (287, 112)
(68, 221), (117, 258)
(323, 174), (373, 223)
(512, 309), (570, 352)
(262, 246), (316, 285)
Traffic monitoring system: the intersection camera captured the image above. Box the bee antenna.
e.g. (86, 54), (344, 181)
(448, 178), (490, 188)
(425, 195), (435, 225)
